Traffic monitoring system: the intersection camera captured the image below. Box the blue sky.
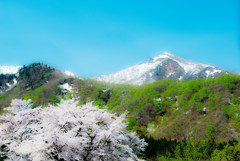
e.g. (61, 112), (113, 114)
(0, 0), (239, 77)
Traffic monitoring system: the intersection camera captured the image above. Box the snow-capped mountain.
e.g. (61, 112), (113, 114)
(92, 52), (228, 85)
(0, 66), (22, 75)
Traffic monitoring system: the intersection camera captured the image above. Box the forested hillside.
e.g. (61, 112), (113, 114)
(0, 64), (239, 160)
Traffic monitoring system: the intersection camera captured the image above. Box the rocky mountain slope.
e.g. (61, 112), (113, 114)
(0, 66), (21, 94)
(93, 52), (229, 85)
(0, 74), (18, 95)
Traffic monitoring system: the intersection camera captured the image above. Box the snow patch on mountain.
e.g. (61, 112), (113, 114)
(167, 72), (175, 77)
(6, 83), (11, 88)
(6, 78), (18, 91)
(63, 70), (83, 79)
(59, 83), (73, 93)
(64, 70), (76, 77)
(13, 78), (17, 85)
(60, 83), (72, 91)
(156, 52), (210, 74)
(205, 69), (222, 77)
(153, 53), (170, 61)
(0, 66), (22, 74)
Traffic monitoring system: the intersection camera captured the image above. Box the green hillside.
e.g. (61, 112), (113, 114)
(0, 64), (240, 160)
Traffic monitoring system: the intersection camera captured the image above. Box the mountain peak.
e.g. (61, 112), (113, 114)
(93, 53), (229, 85)
(161, 52), (175, 56)
(152, 52), (176, 62)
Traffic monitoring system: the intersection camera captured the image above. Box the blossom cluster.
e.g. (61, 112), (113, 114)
(0, 99), (147, 161)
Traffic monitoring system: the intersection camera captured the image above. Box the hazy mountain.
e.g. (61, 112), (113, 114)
(93, 52), (229, 85)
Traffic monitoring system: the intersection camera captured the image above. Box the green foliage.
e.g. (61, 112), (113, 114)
(208, 102), (215, 109)
(93, 99), (106, 107)
(76, 101), (84, 106)
(205, 125), (215, 138)
(214, 92), (222, 104)
(147, 122), (156, 132)
(211, 142), (240, 161)
(197, 102), (203, 109)
(0, 95), (4, 100)
(232, 97), (240, 105)
(161, 87), (178, 99)
(21, 94), (31, 101)
(177, 96), (187, 111)
(65, 92), (73, 100)
(216, 73), (240, 90)
(153, 99), (164, 111)
(143, 137), (240, 161)
(173, 109), (180, 117)
(221, 105), (240, 122)
(126, 114), (137, 130)
(48, 95), (61, 104)
(64, 74), (240, 144)
(35, 86), (45, 93)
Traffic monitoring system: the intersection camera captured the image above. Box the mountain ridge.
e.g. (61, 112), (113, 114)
(0, 53), (239, 86)
(92, 52), (231, 85)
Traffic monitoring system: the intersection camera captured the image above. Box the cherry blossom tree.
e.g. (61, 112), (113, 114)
(0, 99), (147, 161)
